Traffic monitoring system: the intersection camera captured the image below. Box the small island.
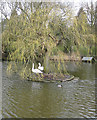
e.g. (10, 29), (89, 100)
(27, 73), (75, 82)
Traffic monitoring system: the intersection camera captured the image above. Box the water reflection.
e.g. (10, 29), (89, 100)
(2, 61), (96, 118)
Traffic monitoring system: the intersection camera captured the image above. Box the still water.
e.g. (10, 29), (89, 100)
(2, 61), (96, 118)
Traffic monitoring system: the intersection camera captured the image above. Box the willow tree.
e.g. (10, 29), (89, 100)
(2, 2), (73, 79)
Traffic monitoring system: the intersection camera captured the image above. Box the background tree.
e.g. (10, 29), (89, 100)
(86, 2), (95, 33)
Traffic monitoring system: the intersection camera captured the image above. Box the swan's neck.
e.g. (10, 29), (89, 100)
(32, 63), (34, 69)
(39, 64), (41, 67)
(39, 63), (41, 67)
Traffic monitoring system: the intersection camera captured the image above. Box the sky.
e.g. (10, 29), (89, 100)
(0, 0), (97, 2)
(61, 0), (97, 15)
(0, 0), (97, 21)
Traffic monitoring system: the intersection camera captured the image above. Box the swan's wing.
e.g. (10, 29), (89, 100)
(40, 66), (44, 70)
(35, 69), (43, 73)
(41, 67), (44, 70)
(38, 66), (44, 71)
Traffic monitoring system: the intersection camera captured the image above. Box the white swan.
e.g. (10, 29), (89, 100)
(32, 63), (43, 73)
(38, 63), (44, 71)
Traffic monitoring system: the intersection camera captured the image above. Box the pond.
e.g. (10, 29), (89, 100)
(2, 61), (96, 118)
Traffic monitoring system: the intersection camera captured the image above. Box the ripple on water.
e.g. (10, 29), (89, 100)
(3, 108), (18, 118)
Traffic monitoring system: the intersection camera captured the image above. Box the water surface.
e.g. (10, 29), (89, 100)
(2, 61), (96, 118)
